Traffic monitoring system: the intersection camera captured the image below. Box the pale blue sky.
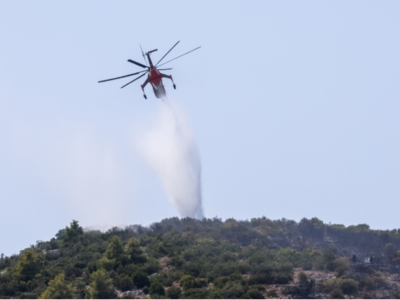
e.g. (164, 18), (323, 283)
(1, 1), (400, 256)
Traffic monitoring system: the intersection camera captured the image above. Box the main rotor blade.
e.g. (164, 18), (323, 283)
(127, 59), (148, 69)
(155, 41), (180, 67)
(157, 46), (201, 67)
(140, 44), (148, 66)
(120, 72), (147, 89)
(98, 70), (147, 83)
(157, 68), (173, 71)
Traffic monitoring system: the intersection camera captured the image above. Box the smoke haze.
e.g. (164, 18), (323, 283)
(136, 98), (204, 219)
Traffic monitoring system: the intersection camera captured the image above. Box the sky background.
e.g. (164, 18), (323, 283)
(1, 1), (400, 256)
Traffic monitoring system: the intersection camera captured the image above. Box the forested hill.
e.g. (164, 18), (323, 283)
(1, 217), (400, 299)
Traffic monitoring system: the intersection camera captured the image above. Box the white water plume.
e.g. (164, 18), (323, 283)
(136, 98), (204, 219)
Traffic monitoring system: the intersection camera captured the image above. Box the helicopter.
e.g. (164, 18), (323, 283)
(98, 41), (200, 99)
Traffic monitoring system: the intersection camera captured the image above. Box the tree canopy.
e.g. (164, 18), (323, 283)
(0, 218), (399, 298)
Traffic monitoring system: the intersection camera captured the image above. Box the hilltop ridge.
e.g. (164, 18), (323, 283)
(1, 217), (400, 298)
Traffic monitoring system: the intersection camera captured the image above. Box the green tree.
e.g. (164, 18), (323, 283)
(334, 257), (348, 277)
(14, 248), (44, 282)
(221, 282), (247, 298)
(274, 248), (300, 266)
(88, 269), (116, 299)
(298, 272), (308, 284)
(179, 275), (196, 290)
(105, 236), (124, 263)
(142, 286), (150, 294)
(98, 257), (116, 272)
(61, 220), (83, 245)
(125, 238), (147, 263)
(39, 273), (76, 299)
(166, 286), (181, 299)
(183, 288), (209, 299)
(115, 274), (133, 292)
(149, 282), (165, 297)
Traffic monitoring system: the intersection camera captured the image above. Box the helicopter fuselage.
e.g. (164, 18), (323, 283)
(141, 53), (171, 99)
(147, 66), (166, 99)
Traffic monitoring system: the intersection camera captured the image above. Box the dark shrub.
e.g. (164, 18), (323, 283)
(340, 279), (358, 295)
(298, 272), (307, 284)
(117, 274), (133, 291)
(132, 272), (150, 288)
(166, 286), (181, 299)
(247, 289), (264, 299)
(149, 282), (165, 297)
(249, 274), (274, 285)
(183, 288), (208, 299)
(330, 288), (343, 298)
(273, 273), (292, 284)
(221, 282), (247, 299)
(214, 276), (229, 289)
(179, 275), (196, 290)
(266, 289), (277, 298)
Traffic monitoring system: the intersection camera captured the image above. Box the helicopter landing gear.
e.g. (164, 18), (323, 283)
(173, 84), (176, 90)
(143, 94), (147, 99)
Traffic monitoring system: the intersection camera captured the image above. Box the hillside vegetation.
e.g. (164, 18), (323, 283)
(1, 217), (400, 299)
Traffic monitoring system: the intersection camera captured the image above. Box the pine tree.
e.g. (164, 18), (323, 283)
(88, 269), (116, 299)
(39, 274), (76, 299)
